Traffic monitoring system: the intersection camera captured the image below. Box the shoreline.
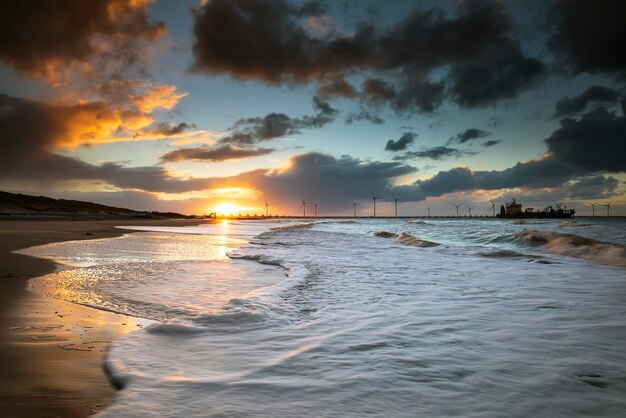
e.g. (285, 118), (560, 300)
(0, 219), (206, 417)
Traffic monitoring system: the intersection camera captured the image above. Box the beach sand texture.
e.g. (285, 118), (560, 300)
(0, 220), (204, 417)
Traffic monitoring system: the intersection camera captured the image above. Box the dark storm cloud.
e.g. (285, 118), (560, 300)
(360, 78), (446, 114)
(141, 122), (195, 137)
(547, 0), (626, 77)
(0, 0), (164, 78)
(345, 110), (384, 125)
(393, 147), (475, 161)
(545, 107), (626, 172)
(482, 140), (501, 147)
(449, 128), (491, 144)
(226, 152), (418, 212)
(553, 86), (621, 118)
(406, 156), (582, 201)
(448, 39), (545, 108)
(0, 94), (212, 193)
(161, 145), (274, 162)
(362, 79), (396, 103)
(191, 0), (545, 111)
(317, 77), (358, 100)
(561, 175), (619, 200)
(221, 96), (337, 145)
(384, 132), (417, 151)
(401, 106), (626, 201)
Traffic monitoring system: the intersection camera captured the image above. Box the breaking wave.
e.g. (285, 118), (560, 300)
(516, 229), (626, 267)
(270, 222), (317, 232)
(512, 219), (550, 225)
(373, 231), (439, 247)
(396, 232), (440, 247)
(559, 221), (592, 228)
(373, 230), (398, 238)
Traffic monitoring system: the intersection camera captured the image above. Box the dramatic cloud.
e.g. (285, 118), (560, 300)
(385, 132), (417, 151)
(393, 147), (475, 161)
(482, 140), (501, 147)
(220, 96), (337, 146)
(0, 0), (164, 79)
(218, 152), (418, 213)
(142, 122), (195, 137)
(0, 93), (213, 193)
(553, 86), (621, 118)
(399, 106), (626, 201)
(545, 107), (626, 172)
(547, 0), (626, 77)
(317, 77), (358, 100)
(561, 175), (619, 199)
(345, 110), (384, 125)
(161, 145), (274, 162)
(191, 0), (545, 111)
(448, 39), (544, 108)
(448, 128), (491, 144)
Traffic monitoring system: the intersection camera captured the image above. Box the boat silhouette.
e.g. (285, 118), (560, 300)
(496, 198), (575, 219)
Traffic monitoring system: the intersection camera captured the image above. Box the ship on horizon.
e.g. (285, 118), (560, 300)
(496, 198), (575, 219)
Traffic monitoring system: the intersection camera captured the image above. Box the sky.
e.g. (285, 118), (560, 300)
(0, 0), (625, 216)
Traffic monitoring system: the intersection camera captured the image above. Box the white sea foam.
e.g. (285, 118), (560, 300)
(18, 218), (626, 417)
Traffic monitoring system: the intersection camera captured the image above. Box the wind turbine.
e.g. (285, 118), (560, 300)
(601, 200), (612, 217)
(353, 202), (357, 217)
(301, 200), (306, 217)
(490, 200), (498, 217)
(394, 198), (400, 217)
(587, 201), (599, 217)
(265, 202), (269, 217)
(426, 206), (431, 217)
(314, 203), (318, 218)
(451, 203), (462, 217)
(369, 195), (378, 217)
(467, 203), (474, 217)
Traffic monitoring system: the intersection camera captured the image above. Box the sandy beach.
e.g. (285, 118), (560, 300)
(0, 219), (205, 417)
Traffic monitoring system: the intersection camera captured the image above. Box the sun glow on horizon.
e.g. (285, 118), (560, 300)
(212, 202), (243, 216)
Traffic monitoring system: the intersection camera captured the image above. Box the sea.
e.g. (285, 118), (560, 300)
(16, 217), (626, 417)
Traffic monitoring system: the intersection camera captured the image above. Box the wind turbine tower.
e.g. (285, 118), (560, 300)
(394, 198), (400, 217)
(490, 200), (498, 217)
(314, 203), (318, 218)
(353, 202), (357, 218)
(301, 201), (306, 217)
(427, 206), (431, 217)
(587, 201), (598, 217)
(467, 204), (474, 217)
(370, 195), (378, 217)
(601, 201), (612, 217)
(265, 202), (269, 217)
(452, 203), (462, 217)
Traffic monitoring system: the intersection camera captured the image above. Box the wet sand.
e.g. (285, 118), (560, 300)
(0, 219), (205, 417)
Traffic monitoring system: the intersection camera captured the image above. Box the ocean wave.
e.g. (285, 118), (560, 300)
(405, 220), (429, 225)
(146, 322), (203, 335)
(559, 221), (592, 228)
(512, 219), (550, 225)
(228, 253), (285, 267)
(270, 222), (316, 232)
(479, 249), (555, 264)
(373, 230), (398, 238)
(515, 229), (626, 267)
(373, 231), (439, 247)
(396, 232), (440, 247)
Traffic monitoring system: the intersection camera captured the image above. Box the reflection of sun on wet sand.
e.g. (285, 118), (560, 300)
(0, 219), (205, 417)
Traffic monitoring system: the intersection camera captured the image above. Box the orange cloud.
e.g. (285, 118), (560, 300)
(130, 84), (188, 113)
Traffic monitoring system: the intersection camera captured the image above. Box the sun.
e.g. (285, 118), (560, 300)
(213, 202), (241, 217)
